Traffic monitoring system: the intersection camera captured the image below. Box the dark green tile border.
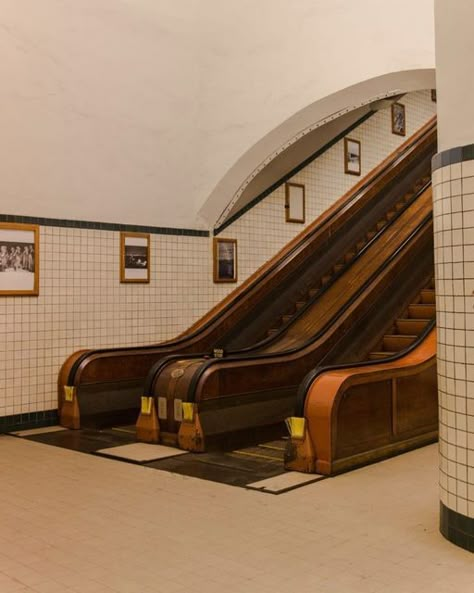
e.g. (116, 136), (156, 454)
(432, 144), (474, 172)
(214, 111), (375, 236)
(0, 214), (209, 237)
(440, 502), (474, 552)
(0, 409), (59, 433)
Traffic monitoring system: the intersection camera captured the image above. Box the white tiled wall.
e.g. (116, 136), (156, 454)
(0, 90), (436, 420)
(433, 161), (474, 519)
(0, 231), (212, 417)
(214, 90), (436, 299)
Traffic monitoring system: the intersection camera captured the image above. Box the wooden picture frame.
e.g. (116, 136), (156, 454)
(285, 182), (305, 223)
(0, 223), (39, 296)
(391, 102), (406, 137)
(431, 89), (437, 103)
(120, 232), (150, 283)
(344, 137), (361, 176)
(213, 238), (237, 283)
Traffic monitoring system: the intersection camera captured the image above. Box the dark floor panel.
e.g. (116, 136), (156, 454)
(22, 427), (136, 453)
(146, 451), (284, 487)
(16, 426), (292, 489)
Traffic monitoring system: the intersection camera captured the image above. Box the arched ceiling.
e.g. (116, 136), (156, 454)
(0, 1), (435, 230)
(202, 69), (436, 229)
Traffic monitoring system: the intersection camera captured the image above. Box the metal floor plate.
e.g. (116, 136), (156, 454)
(15, 427), (326, 493)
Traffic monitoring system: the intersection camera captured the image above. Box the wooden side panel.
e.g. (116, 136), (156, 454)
(293, 331), (438, 475)
(335, 381), (392, 458)
(396, 367), (438, 434)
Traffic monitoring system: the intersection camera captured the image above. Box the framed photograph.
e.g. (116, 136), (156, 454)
(431, 89), (437, 103)
(344, 137), (361, 176)
(285, 182), (305, 223)
(120, 232), (150, 283)
(213, 238), (237, 283)
(0, 223), (39, 296)
(391, 102), (406, 137)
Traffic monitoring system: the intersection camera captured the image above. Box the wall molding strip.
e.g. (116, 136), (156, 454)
(213, 110), (375, 236)
(0, 410), (59, 433)
(0, 213), (209, 237)
(432, 143), (474, 171)
(440, 502), (474, 552)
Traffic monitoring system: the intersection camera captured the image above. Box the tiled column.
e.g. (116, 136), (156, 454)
(433, 0), (474, 552)
(432, 151), (474, 552)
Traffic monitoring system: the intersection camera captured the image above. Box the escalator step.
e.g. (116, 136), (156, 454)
(385, 210), (396, 220)
(366, 231), (376, 240)
(282, 314), (293, 323)
(408, 304), (436, 319)
(394, 202), (405, 211)
(267, 329), (279, 337)
(333, 264), (345, 274)
(376, 221), (386, 231)
(308, 287), (320, 297)
(420, 289), (436, 304)
(383, 334), (418, 351)
(368, 352), (396, 360)
(395, 319), (430, 334)
(356, 241), (366, 252)
(295, 301), (306, 310)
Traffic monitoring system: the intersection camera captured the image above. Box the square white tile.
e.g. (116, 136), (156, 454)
(95, 442), (187, 463)
(11, 425), (68, 437)
(246, 471), (325, 493)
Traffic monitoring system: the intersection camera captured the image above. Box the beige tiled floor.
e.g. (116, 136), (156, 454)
(0, 436), (472, 593)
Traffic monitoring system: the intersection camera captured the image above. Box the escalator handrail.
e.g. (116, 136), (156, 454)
(184, 213), (434, 403)
(228, 179), (432, 353)
(294, 318), (436, 417)
(143, 180), (431, 393)
(67, 120), (437, 385)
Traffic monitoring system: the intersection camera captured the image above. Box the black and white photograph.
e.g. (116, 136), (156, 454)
(120, 232), (150, 283)
(391, 102), (406, 136)
(213, 237), (237, 283)
(344, 137), (361, 176)
(0, 223), (39, 295)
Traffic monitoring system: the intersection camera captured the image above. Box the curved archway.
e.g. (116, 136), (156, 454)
(199, 69), (436, 230)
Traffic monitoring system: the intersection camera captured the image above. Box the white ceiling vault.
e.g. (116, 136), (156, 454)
(0, 0), (435, 230)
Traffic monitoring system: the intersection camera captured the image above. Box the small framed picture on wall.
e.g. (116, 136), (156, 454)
(391, 102), (406, 136)
(120, 232), (150, 283)
(213, 237), (237, 283)
(344, 137), (361, 176)
(431, 89), (437, 103)
(0, 223), (39, 296)
(285, 182), (305, 223)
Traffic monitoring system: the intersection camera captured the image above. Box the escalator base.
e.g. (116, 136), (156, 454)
(10, 425), (327, 493)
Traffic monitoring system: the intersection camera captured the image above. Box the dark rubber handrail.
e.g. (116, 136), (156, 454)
(184, 213), (433, 403)
(68, 121), (436, 385)
(228, 179), (431, 353)
(143, 179), (431, 394)
(294, 318), (436, 417)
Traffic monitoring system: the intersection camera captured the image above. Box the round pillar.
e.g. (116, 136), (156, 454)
(433, 0), (474, 552)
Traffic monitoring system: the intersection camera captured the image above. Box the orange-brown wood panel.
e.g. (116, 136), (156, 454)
(290, 330), (437, 475)
(334, 381), (393, 459)
(396, 367), (438, 434)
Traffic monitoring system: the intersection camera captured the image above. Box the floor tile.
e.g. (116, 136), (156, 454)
(0, 436), (472, 593)
(246, 471), (326, 493)
(95, 442), (187, 463)
(11, 426), (67, 437)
